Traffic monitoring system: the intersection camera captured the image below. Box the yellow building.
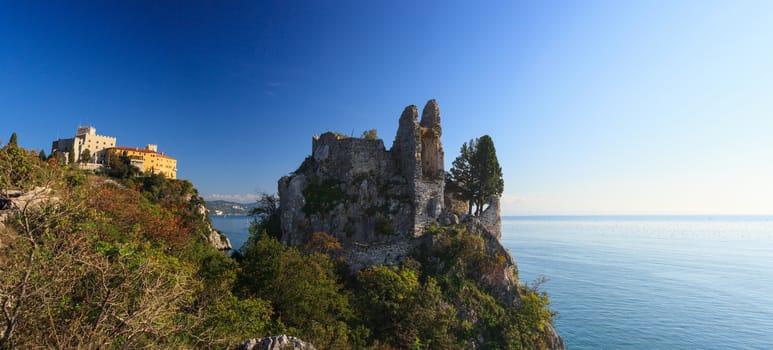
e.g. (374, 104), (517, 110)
(107, 144), (177, 179)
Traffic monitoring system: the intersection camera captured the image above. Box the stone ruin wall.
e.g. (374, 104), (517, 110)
(278, 99), (447, 246)
(392, 100), (445, 236)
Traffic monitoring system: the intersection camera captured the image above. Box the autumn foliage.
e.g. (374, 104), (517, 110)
(86, 182), (189, 245)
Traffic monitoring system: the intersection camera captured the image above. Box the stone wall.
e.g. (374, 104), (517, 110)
(278, 100), (446, 249)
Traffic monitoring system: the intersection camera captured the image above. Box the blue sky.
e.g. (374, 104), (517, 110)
(2, 1), (772, 214)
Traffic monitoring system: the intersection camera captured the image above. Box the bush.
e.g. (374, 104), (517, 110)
(302, 178), (346, 215)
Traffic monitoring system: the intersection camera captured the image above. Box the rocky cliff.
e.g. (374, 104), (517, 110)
(278, 100), (445, 251)
(195, 200), (233, 251)
(275, 100), (564, 349)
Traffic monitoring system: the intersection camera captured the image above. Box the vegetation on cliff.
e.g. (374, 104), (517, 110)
(1, 133), (556, 349)
(0, 135), (263, 348)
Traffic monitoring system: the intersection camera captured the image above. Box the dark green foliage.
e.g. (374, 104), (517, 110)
(302, 178), (346, 215)
(375, 216), (395, 235)
(294, 155), (315, 174)
(248, 193), (282, 241)
(446, 135), (504, 216)
(38, 150), (46, 161)
(79, 148), (92, 163)
(0, 135), (41, 190)
(446, 139), (476, 215)
(411, 227), (555, 350)
(106, 151), (140, 178)
(236, 234), (353, 349)
(8, 132), (17, 146)
(472, 136), (504, 214)
(355, 265), (456, 349)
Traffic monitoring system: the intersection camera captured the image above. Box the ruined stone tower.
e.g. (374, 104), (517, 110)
(277, 100), (446, 248)
(392, 100), (445, 235)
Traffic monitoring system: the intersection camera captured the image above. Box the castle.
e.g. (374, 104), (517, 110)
(277, 98), (504, 270)
(278, 100), (474, 248)
(52, 126), (116, 167)
(51, 126), (177, 179)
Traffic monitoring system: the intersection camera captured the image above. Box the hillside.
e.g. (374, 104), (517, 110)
(1, 121), (562, 350)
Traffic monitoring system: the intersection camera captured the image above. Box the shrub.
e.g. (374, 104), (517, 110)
(302, 178), (346, 215)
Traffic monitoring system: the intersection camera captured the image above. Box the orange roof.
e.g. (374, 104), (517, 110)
(108, 146), (176, 160)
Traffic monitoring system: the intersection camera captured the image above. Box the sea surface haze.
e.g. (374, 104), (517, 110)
(211, 215), (773, 349)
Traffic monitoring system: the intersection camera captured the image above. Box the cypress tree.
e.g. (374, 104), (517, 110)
(446, 135), (504, 216)
(471, 135), (503, 215)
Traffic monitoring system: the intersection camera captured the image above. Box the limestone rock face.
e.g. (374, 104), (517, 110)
(546, 324), (566, 350)
(207, 228), (232, 251)
(237, 335), (316, 350)
(0, 187), (57, 231)
(456, 206), (517, 305)
(479, 196), (502, 240)
(194, 202), (232, 251)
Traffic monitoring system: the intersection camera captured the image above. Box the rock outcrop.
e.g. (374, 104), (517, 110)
(237, 335), (316, 350)
(278, 100), (448, 255)
(276, 100), (564, 349)
(195, 201), (232, 251)
(0, 187), (57, 230)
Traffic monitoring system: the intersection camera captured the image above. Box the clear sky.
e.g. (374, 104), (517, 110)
(2, 1), (772, 215)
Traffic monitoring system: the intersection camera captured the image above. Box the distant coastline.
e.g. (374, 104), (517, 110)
(504, 214), (773, 221)
(204, 200), (257, 216)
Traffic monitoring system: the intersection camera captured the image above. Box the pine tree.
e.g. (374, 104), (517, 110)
(446, 135), (504, 216)
(38, 150), (46, 161)
(446, 139), (478, 215)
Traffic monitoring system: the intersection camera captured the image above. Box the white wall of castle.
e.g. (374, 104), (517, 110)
(52, 126), (117, 165)
(75, 132), (116, 164)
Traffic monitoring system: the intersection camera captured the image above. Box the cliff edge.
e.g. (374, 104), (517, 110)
(275, 100), (565, 349)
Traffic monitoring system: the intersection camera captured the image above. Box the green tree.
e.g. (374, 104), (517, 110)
(446, 135), (504, 216)
(0, 134), (39, 190)
(67, 149), (75, 164)
(37, 150), (46, 162)
(356, 265), (455, 349)
(107, 151), (140, 178)
(446, 139), (477, 215)
(79, 148), (92, 163)
(471, 135), (503, 215)
(8, 132), (17, 147)
(247, 193), (281, 242)
(236, 234), (353, 349)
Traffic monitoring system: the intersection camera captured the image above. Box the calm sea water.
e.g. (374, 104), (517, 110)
(504, 216), (773, 350)
(210, 215), (252, 254)
(212, 215), (773, 349)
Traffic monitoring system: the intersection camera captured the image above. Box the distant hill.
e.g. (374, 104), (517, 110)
(204, 200), (257, 216)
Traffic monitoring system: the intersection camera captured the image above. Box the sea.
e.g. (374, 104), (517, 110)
(211, 215), (773, 349)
